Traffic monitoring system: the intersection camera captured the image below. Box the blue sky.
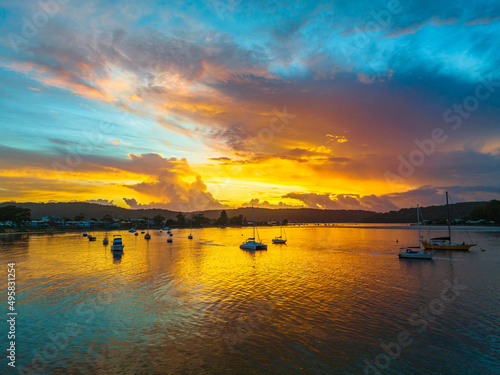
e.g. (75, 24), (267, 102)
(0, 0), (499, 210)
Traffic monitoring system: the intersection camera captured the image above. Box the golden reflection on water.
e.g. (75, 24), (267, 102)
(1, 225), (499, 374)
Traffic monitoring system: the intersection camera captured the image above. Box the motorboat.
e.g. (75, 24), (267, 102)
(111, 235), (124, 251)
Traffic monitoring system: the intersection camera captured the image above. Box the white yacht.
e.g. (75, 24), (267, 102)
(399, 205), (433, 259)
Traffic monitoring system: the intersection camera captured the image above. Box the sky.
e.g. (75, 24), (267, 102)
(0, 0), (499, 212)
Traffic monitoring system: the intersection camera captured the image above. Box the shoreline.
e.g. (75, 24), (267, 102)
(1, 223), (498, 236)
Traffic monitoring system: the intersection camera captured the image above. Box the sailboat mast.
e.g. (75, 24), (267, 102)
(417, 205), (421, 250)
(252, 206), (256, 240)
(446, 191), (451, 241)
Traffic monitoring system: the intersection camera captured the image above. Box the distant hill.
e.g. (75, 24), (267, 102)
(0, 202), (179, 221)
(0, 202), (374, 222)
(198, 208), (375, 223)
(0, 201), (491, 223)
(361, 201), (488, 223)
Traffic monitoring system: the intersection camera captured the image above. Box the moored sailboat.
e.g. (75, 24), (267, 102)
(240, 206), (267, 251)
(272, 219), (287, 244)
(103, 226), (109, 245)
(145, 214), (151, 240)
(421, 192), (476, 251)
(399, 205), (433, 259)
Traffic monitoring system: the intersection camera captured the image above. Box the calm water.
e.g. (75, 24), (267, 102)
(1, 225), (499, 375)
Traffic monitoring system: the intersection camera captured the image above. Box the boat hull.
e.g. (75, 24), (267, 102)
(272, 239), (286, 244)
(111, 245), (124, 251)
(399, 252), (433, 259)
(421, 241), (475, 251)
(240, 243), (267, 251)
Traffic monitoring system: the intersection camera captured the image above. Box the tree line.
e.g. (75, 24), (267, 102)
(468, 200), (500, 223)
(0, 205), (291, 228)
(0, 206), (31, 226)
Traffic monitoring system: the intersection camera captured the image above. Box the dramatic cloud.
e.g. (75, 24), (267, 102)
(79, 199), (116, 206)
(240, 198), (297, 209)
(121, 154), (224, 211)
(0, 0), (499, 209)
(283, 192), (399, 212)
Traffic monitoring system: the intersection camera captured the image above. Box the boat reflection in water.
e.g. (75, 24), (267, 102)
(2, 225), (498, 375)
(112, 250), (123, 263)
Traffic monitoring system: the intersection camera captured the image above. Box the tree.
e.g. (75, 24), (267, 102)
(102, 214), (114, 223)
(469, 200), (500, 223)
(217, 210), (229, 226)
(229, 215), (243, 225)
(74, 213), (86, 221)
(0, 206), (31, 227)
(192, 213), (209, 227)
(176, 212), (186, 226)
(153, 215), (165, 225)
